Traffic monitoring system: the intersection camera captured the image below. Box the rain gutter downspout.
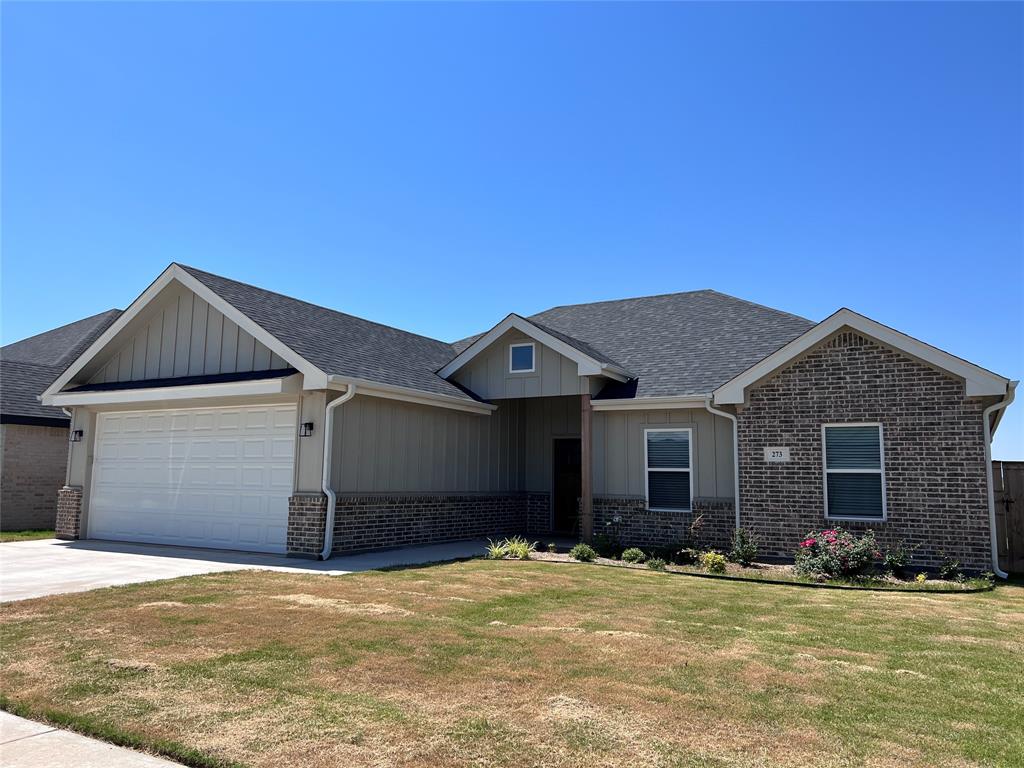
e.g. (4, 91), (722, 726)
(705, 396), (740, 531)
(984, 380), (1017, 579)
(320, 384), (357, 561)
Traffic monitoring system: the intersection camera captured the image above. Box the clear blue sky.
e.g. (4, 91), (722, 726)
(2, 2), (1022, 456)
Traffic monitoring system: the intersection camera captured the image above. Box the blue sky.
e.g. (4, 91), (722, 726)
(2, 2), (1021, 456)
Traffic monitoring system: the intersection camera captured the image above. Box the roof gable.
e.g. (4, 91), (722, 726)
(713, 308), (1009, 404)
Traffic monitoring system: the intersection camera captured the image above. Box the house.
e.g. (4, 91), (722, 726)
(1, 310), (122, 530)
(39, 264), (1015, 573)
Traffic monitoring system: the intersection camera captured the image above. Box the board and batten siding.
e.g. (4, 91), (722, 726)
(593, 407), (735, 500)
(451, 330), (590, 400)
(83, 281), (289, 386)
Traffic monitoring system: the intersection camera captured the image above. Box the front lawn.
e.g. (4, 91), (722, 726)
(0, 529), (54, 543)
(1, 560), (1022, 767)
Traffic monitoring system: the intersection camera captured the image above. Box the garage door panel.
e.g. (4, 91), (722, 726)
(89, 404), (296, 554)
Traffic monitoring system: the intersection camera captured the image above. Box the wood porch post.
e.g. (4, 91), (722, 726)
(580, 392), (593, 542)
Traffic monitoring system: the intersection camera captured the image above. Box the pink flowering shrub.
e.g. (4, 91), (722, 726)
(794, 528), (880, 578)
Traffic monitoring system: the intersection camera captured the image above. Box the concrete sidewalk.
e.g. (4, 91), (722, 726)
(0, 711), (183, 767)
(1, 537), (487, 602)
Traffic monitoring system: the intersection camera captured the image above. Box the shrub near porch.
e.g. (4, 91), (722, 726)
(1, 561), (1022, 768)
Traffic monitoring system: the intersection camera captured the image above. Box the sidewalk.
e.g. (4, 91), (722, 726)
(0, 711), (183, 767)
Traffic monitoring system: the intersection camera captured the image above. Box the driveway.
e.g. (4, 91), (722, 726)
(0, 538), (485, 602)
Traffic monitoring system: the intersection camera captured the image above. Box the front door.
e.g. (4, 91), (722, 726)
(552, 438), (582, 534)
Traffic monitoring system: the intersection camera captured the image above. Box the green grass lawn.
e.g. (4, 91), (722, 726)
(0, 529), (54, 543)
(1, 559), (1022, 768)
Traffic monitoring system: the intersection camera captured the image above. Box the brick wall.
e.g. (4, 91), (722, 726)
(55, 486), (83, 539)
(287, 494), (328, 557)
(593, 495), (734, 551)
(737, 330), (991, 571)
(526, 493), (551, 535)
(331, 493), (527, 553)
(1, 423), (68, 530)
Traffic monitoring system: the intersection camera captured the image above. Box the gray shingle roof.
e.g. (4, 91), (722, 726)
(1, 310), (122, 421)
(527, 290), (815, 397)
(179, 265), (474, 400)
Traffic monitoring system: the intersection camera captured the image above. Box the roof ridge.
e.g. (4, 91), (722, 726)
(700, 289), (814, 325)
(1, 308), (122, 352)
(176, 263), (457, 351)
(533, 288), (714, 315)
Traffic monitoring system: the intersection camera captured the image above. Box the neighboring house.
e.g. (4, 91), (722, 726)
(39, 264), (1015, 573)
(1, 310), (122, 530)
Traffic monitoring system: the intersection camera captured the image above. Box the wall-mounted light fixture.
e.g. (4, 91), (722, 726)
(299, 422), (315, 438)
(70, 429), (84, 443)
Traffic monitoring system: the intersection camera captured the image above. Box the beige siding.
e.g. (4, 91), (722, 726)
(330, 395), (525, 494)
(593, 407), (734, 499)
(80, 281), (288, 386)
(451, 330), (588, 400)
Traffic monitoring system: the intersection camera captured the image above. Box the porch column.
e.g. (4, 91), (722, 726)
(580, 393), (593, 542)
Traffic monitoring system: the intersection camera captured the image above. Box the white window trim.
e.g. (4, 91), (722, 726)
(509, 342), (536, 373)
(643, 427), (694, 513)
(821, 422), (887, 522)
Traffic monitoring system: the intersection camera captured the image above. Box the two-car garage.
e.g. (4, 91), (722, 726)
(87, 403), (297, 554)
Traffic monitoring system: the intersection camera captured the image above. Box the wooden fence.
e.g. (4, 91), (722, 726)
(994, 461), (1024, 575)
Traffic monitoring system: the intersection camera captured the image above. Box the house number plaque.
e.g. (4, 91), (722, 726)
(764, 447), (790, 462)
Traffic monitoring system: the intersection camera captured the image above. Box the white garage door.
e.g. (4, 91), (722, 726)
(89, 404), (297, 553)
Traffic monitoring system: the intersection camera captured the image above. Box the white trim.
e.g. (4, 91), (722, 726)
(592, 395), (708, 411)
(643, 427), (694, 513)
(44, 374), (302, 407)
(41, 264), (330, 400)
(714, 308), (1009, 404)
(327, 375), (496, 415)
(438, 314), (631, 382)
(509, 342), (536, 373)
(984, 381), (1017, 579)
(821, 422), (887, 522)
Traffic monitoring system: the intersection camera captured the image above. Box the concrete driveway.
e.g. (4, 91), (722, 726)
(0, 538), (486, 602)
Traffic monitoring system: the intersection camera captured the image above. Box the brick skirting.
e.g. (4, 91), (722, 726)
(287, 494), (328, 557)
(526, 493), (551, 535)
(331, 493), (527, 553)
(55, 486), (83, 540)
(593, 495), (735, 552)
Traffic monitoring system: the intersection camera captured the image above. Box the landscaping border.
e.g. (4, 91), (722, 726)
(524, 556), (995, 593)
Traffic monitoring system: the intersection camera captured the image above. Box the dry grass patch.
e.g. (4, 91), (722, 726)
(2, 561), (1023, 768)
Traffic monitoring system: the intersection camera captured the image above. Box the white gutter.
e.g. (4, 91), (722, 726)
(705, 397), (741, 531)
(326, 375), (495, 415)
(984, 380), (1017, 579)
(320, 384), (357, 561)
(591, 395), (709, 411)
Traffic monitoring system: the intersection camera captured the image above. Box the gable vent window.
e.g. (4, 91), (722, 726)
(509, 343), (535, 373)
(645, 428), (692, 512)
(822, 424), (886, 520)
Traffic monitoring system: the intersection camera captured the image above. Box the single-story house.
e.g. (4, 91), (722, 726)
(1, 309), (122, 530)
(40, 264), (1015, 574)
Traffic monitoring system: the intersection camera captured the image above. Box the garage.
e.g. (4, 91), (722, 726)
(88, 403), (297, 553)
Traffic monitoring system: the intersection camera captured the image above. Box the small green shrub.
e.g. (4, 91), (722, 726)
(485, 539), (507, 560)
(646, 557), (667, 571)
(699, 551), (727, 573)
(547, 542), (557, 553)
(794, 528), (879, 579)
(883, 541), (916, 577)
(728, 528), (758, 566)
(569, 543), (597, 562)
(504, 536), (537, 560)
(673, 547), (699, 565)
(621, 547), (646, 564)
(938, 554), (962, 581)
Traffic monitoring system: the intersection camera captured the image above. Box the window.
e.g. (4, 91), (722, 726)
(509, 342), (535, 373)
(644, 429), (692, 511)
(822, 424), (886, 520)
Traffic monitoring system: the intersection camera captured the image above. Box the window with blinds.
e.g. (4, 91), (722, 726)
(645, 429), (692, 511)
(822, 424), (886, 520)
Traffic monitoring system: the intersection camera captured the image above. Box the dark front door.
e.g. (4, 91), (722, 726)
(552, 438), (582, 534)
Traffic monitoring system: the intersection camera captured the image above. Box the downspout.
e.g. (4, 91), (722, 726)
(320, 384), (357, 561)
(984, 381), (1017, 579)
(705, 396), (741, 531)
